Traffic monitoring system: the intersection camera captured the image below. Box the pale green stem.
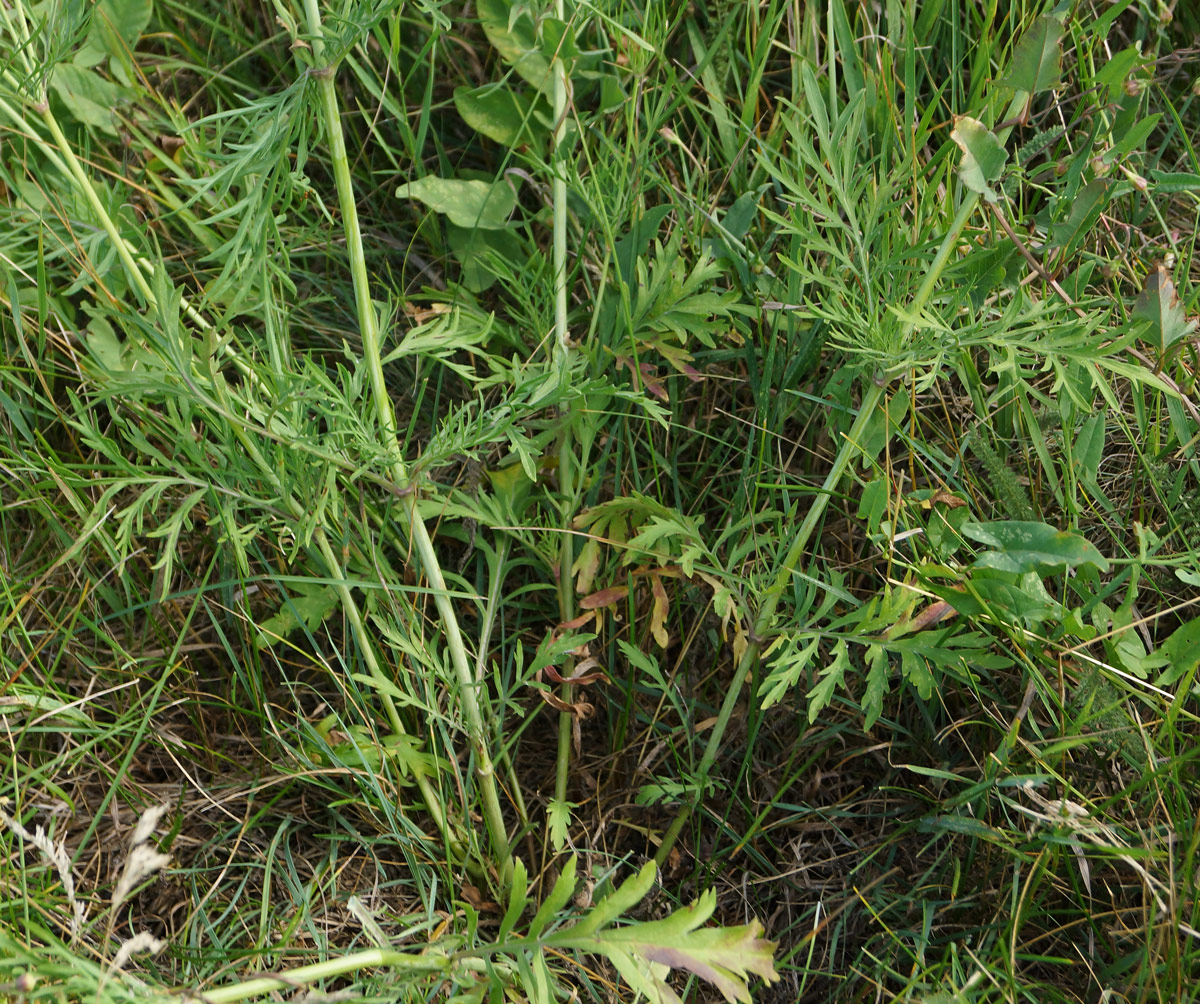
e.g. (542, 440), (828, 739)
(550, 0), (575, 822)
(300, 0), (511, 880)
(311, 530), (452, 841)
(198, 948), (447, 1004)
(653, 89), (1032, 867)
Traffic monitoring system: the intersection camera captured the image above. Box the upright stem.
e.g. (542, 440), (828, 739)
(654, 382), (884, 864)
(301, 0), (511, 880)
(654, 89), (1031, 867)
(550, 0), (576, 819)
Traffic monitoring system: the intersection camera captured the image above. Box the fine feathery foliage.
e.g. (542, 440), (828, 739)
(2, 0), (1200, 1002)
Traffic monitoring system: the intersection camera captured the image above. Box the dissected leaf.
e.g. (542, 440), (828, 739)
(589, 891), (777, 1004)
(758, 636), (820, 709)
(567, 860), (658, 939)
(862, 644), (889, 730)
(546, 800), (574, 854)
(498, 859), (529, 941)
(528, 856), (579, 939)
(553, 863), (778, 1004)
(808, 638), (851, 721)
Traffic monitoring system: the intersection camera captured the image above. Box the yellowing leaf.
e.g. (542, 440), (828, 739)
(573, 883), (779, 1004)
(650, 573), (670, 648)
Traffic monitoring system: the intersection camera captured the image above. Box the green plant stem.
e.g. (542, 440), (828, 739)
(199, 948), (448, 1004)
(653, 381), (884, 864)
(301, 0), (511, 881)
(38, 108), (215, 336)
(653, 89), (1031, 868)
(20, 32), (446, 839)
(550, 0), (576, 822)
(206, 374), (458, 849)
(311, 530), (453, 841)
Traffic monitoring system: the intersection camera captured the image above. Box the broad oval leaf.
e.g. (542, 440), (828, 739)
(1133, 264), (1198, 357)
(454, 84), (547, 148)
(963, 520), (1109, 574)
(395, 176), (516, 230)
(477, 0), (553, 93)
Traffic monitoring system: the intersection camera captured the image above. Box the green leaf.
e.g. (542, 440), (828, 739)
(49, 64), (127, 134)
(395, 176), (516, 230)
(477, 0), (553, 93)
(998, 15), (1064, 93)
(76, 0), (153, 67)
(857, 477), (889, 535)
(951, 116), (1007, 202)
(550, 862), (777, 1004)
(1093, 45), (1143, 106)
(498, 859), (529, 941)
(1155, 617), (1200, 688)
(758, 636), (819, 710)
(963, 520), (1109, 574)
(862, 644), (889, 730)
(453, 85), (546, 148)
(568, 861), (657, 939)
(807, 639), (850, 721)
(1133, 264), (1197, 357)
(255, 581), (340, 647)
(1048, 178), (1110, 255)
(528, 856), (578, 939)
(900, 648), (934, 700)
(587, 891), (779, 1004)
(1072, 413), (1105, 483)
(966, 571), (1066, 627)
(1148, 170), (1200, 193)
(446, 222), (525, 292)
(546, 798), (574, 853)
(856, 390), (908, 467)
(1110, 113), (1161, 161)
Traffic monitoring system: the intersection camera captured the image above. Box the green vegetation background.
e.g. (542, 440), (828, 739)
(1, 0), (1199, 1001)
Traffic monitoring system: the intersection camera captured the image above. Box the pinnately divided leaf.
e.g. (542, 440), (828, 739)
(553, 862), (779, 1004)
